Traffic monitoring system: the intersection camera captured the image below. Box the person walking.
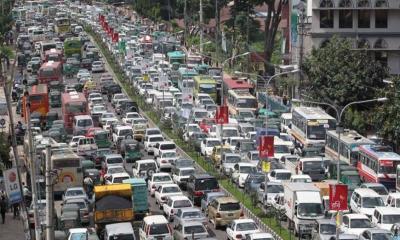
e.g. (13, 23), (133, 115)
(0, 196), (7, 224)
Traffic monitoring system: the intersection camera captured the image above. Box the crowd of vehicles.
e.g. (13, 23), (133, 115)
(10, 1), (400, 240)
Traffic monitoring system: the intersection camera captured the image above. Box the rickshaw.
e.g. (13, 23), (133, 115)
(94, 130), (111, 149)
(64, 58), (80, 77)
(124, 139), (142, 162)
(84, 168), (100, 185)
(49, 90), (61, 108)
(17, 52), (27, 68)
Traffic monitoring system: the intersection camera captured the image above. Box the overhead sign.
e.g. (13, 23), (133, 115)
(4, 168), (22, 204)
(259, 135), (274, 158)
(329, 184), (348, 211)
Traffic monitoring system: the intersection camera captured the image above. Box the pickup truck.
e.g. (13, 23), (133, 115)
(77, 137), (98, 156)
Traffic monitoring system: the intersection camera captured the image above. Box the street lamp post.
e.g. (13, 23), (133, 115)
(298, 97), (387, 240)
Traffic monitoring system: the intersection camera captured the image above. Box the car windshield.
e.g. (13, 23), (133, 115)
(150, 137), (164, 142)
(149, 223), (169, 235)
(267, 185), (284, 193)
(188, 126), (200, 132)
(194, 111), (207, 119)
(154, 175), (172, 182)
(207, 141), (220, 147)
(223, 129), (238, 138)
(195, 178), (218, 191)
(95, 133), (108, 140)
(240, 166), (257, 174)
(274, 145), (290, 154)
(236, 222), (258, 231)
(174, 200), (192, 208)
(251, 153), (259, 161)
(239, 111), (254, 118)
(182, 210), (202, 219)
(297, 203), (324, 217)
(119, 129), (133, 136)
(181, 169), (195, 176)
(236, 99), (257, 108)
(160, 144), (176, 150)
(66, 190), (83, 196)
(107, 157), (123, 164)
(77, 119), (92, 127)
(320, 224), (336, 234)
(303, 161), (323, 170)
(372, 233), (392, 240)
(108, 167), (124, 174)
(369, 186), (388, 196)
(148, 130), (161, 135)
(176, 160), (193, 168)
(184, 225), (206, 234)
(382, 214), (400, 223)
(162, 152), (176, 158)
(162, 186), (180, 193)
(362, 197), (384, 208)
(350, 219), (371, 228)
(224, 156), (240, 164)
(346, 175), (361, 184)
(102, 113), (114, 118)
(276, 172), (291, 180)
(220, 202), (240, 211)
(251, 176), (265, 183)
(114, 176), (129, 183)
(139, 162), (157, 171)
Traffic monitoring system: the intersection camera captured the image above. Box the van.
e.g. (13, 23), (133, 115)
(73, 115), (94, 135)
(153, 141), (176, 157)
(372, 207), (400, 230)
(187, 174), (219, 206)
(139, 215), (172, 240)
(207, 196), (243, 228)
(105, 222), (135, 240)
(350, 188), (385, 218)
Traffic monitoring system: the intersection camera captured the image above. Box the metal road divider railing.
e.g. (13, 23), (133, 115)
(84, 24), (284, 240)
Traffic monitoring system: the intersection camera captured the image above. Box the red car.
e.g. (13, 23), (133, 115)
(199, 118), (216, 133)
(85, 127), (103, 137)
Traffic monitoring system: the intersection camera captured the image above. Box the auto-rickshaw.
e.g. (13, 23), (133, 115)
(84, 168), (100, 185)
(94, 130), (111, 149)
(124, 139), (142, 162)
(60, 205), (81, 232)
(46, 111), (59, 130)
(17, 52), (27, 68)
(49, 90), (61, 108)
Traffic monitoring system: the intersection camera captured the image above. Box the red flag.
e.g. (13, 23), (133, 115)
(104, 22), (108, 32)
(109, 27), (114, 37)
(329, 184), (348, 211)
(216, 106), (228, 124)
(112, 32), (119, 43)
(259, 136), (274, 158)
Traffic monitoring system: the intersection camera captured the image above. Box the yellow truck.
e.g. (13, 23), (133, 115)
(94, 184), (134, 232)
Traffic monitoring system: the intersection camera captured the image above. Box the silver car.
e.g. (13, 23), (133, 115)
(312, 219), (336, 240)
(173, 221), (209, 240)
(173, 207), (207, 228)
(359, 229), (392, 240)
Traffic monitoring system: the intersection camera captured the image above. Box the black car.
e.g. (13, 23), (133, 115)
(186, 174), (219, 206)
(118, 100), (139, 116)
(106, 84), (122, 101)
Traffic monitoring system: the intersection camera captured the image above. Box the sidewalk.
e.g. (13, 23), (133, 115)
(0, 210), (26, 239)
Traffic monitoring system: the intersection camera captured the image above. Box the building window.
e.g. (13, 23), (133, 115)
(340, 10), (353, 28)
(357, 39), (370, 48)
(375, 0), (388, 7)
(375, 10), (388, 28)
(320, 11), (334, 28)
(374, 38), (388, 48)
(320, 0), (334, 7)
(358, 10), (370, 28)
(357, 0), (370, 7)
(339, 0), (353, 7)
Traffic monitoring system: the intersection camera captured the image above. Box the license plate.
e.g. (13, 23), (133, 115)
(228, 213), (233, 216)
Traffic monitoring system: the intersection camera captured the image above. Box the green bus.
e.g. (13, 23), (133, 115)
(193, 75), (217, 101)
(178, 68), (197, 90)
(167, 51), (185, 70)
(64, 37), (82, 58)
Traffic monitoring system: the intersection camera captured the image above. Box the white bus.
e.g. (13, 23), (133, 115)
(227, 89), (257, 115)
(325, 129), (374, 166)
(290, 107), (336, 154)
(51, 150), (83, 196)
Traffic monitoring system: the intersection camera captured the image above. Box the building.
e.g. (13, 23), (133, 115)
(310, 0), (400, 74)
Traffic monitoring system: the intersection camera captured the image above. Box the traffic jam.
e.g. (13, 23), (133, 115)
(11, 1), (400, 240)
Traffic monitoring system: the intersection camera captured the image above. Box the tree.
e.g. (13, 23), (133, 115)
(303, 36), (387, 107)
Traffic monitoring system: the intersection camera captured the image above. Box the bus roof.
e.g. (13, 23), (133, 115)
(51, 150), (80, 160)
(167, 51), (185, 59)
(45, 48), (61, 54)
(326, 130), (374, 147)
(40, 61), (62, 68)
(94, 184), (132, 199)
(194, 75), (216, 82)
(223, 76), (253, 90)
(29, 84), (48, 95)
(359, 145), (400, 160)
(228, 89), (255, 99)
(62, 92), (87, 103)
(293, 107), (335, 120)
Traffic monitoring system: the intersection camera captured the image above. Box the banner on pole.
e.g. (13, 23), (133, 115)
(329, 184), (348, 211)
(259, 135), (274, 158)
(4, 168), (22, 204)
(216, 106), (228, 124)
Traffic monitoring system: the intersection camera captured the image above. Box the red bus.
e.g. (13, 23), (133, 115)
(44, 48), (63, 63)
(21, 84), (49, 122)
(38, 61), (63, 85)
(222, 75), (254, 102)
(61, 92), (88, 133)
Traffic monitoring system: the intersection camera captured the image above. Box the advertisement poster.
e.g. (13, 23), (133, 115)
(4, 168), (22, 204)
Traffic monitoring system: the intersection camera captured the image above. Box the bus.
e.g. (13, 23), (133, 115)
(21, 84), (49, 122)
(12, 7), (27, 20)
(325, 129), (374, 166)
(227, 90), (257, 115)
(62, 92), (88, 133)
(44, 49), (63, 62)
(186, 52), (202, 68)
(358, 145), (400, 190)
(38, 61), (62, 85)
(167, 51), (185, 69)
(64, 37), (82, 58)
(55, 17), (71, 34)
(177, 68), (197, 90)
(40, 41), (57, 57)
(52, 150), (83, 196)
(222, 76), (254, 103)
(290, 107), (336, 153)
(193, 75), (217, 101)
(139, 35), (153, 57)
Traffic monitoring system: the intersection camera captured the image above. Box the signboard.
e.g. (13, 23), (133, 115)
(329, 184), (348, 211)
(0, 99), (8, 115)
(0, 119), (5, 126)
(259, 135), (274, 158)
(262, 161), (271, 173)
(182, 87), (193, 104)
(215, 106), (228, 124)
(4, 168), (22, 204)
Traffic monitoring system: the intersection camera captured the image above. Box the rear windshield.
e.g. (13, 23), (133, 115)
(150, 137), (164, 142)
(184, 225), (206, 234)
(107, 157), (123, 164)
(173, 200), (192, 208)
(148, 130), (161, 135)
(149, 224), (169, 235)
(77, 119), (93, 127)
(160, 143), (176, 150)
(219, 202), (241, 211)
(114, 176), (129, 183)
(195, 178), (218, 191)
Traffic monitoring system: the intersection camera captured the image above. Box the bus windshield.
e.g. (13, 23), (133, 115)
(199, 84), (215, 94)
(236, 99), (257, 108)
(307, 125), (327, 140)
(67, 103), (86, 113)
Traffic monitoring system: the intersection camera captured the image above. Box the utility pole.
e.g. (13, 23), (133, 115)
(183, 0), (187, 48)
(214, 0), (219, 66)
(24, 81), (41, 240)
(199, 0), (204, 63)
(45, 144), (54, 240)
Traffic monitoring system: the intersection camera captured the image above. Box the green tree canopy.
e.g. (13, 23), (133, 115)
(303, 36), (387, 107)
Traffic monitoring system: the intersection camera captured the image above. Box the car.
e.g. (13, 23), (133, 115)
(200, 191), (226, 213)
(67, 228), (90, 240)
(226, 219), (261, 240)
(187, 174), (219, 206)
(147, 172), (174, 196)
(139, 215), (173, 240)
(156, 150), (178, 171)
(220, 153), (241, 176)
(112, 125), (134, 144)
(311, 219), (336, 240)
(76, 137), (98, 156)
(207, 196), (243, 229)
(385, 192), (400, 208)
(144, 134), (165, 154)
(103, 165), (127, 180)
(132, 159), (159, 179)
(105, 172), (130, 185)
(267, 169), (292, 182)
(290, 174), (312, 183)
(231, 162), (258, 188)
(154, 183), (183, 208)
(340, 214), (372, 235)
(360, 183), (389, 202)
(172, 167), (195, 189)
(359, 229), (392, 240)
(257, 182), (284, 207)
(99, 112), (117, 126)
(63, 198), (90, 224)
(200, 138), (221, 157)
(162, 195), (193, 221)
(173, 221), (209, 240)
(62, 187), (88, 203)
(153, 141), (176, 157)
(111, 93), (127, 106)
(102, 154), (124, 170)
(371, 206), (400, 230)
(122, 112), (142, 124)
(350, 188), (385, 217)
(243, 173), (265, 194)
(69, 135), (85, 149)
(91, 60), (104, 72)
(173, 207), (207, 228)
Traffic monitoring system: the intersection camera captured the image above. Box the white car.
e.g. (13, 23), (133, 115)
(231, 163), (258, 188)
(69, 135), (85, 149)
(111, 93), (127, 107)
(226, 219), (261, 240)
(99, 112), (117, 126)
(156, 150), (178, 171)
(91, 105), (107, 115)
(105, 173), (130, 185)
(183, 124), (201, 142)
(340, 214), (372, 235)
(104, 165), (127, 180)
(122, 112), (142, 124)
(371, 206), (400, 230)
(88, 92), (102, 102)
(350, 188), (385, 217)
(172, 167), (195, 186)
(76, 137), (98, 156)
(144, 134), (165, 153)
(267, 169), (292, 182)
(112, 125), (134, 144)
(62, 187), (88, 203)
(67, 228), (88, 240)
(200, 138), (221, 156)
(132, 159), (159, 178)
(89, 97), (104, 110)
(148, 173), (174, 196)
(154, 183), (183, 207)
(92, 60), (104, 73)
(246, 232), (275, 240)
(162, 195), (193, 221)
(102, 118), (119, 131)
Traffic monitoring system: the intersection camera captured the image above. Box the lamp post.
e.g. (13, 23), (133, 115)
(297, 97), (387, 240)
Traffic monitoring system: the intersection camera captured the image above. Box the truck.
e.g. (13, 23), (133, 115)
(94, 184), (134, 233)
(123, 178), (149, 219)
(283, 182), (325, 237)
